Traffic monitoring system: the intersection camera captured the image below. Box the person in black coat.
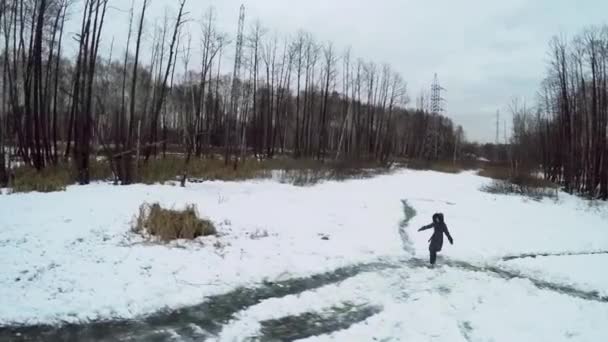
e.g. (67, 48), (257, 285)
(418, 213), (454, 265)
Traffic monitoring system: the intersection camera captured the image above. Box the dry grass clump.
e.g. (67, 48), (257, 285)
(9, 159), (113, 194)
(481, 179), (558, 200)
(10, 164), (72, 193)
(133, 202), (216, 241)
(8, 154), (394, 192)
(478, 163), (557, 200)
(404, 159), (479, 174)
(477, 165), (512, 180)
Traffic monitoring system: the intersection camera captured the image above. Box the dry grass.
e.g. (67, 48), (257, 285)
(477, 164), (555, 188)
(477, 164), (512, 181)
(89, 158), (114, 181)
(478, 164), (557, 200)
(481, 179), (558, 200)
(133, 202), (216, 242)
(8, 154), (392, 193)
(9, 159), (114, 194)
(138, 157), (266, 184)
(10, 164), (72, 193)
(404, 159), (479, 174)
(141, 156), (390, 185)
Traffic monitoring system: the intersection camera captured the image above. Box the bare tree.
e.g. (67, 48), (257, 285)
(146, 0), (187, 160)
(0, 2), (466, 189)
(195, 7), (225, 156)
(318, 41), (336, 160)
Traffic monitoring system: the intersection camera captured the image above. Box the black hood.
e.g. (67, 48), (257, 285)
(433, 213), (444, 223)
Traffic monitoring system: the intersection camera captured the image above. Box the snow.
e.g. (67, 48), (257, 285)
(0, 175), (406, 325)
(317, 270), (608, 342)
(215, 272), (382, 341)
(216, 266), (608, 342)
(1, 169), (608, 341)
(500, 254), (608, 297)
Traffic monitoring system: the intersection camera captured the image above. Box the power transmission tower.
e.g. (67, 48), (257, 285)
(430, 73), (445, 115)
(424, 73), (446, 160)
(226, 4), (246, 166)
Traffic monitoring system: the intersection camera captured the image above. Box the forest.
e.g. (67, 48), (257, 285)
(1, 0), (606, 202)
(510, 25), (608, 199)
(0, 0), (462, 188)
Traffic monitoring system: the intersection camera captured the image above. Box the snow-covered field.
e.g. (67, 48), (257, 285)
(1, 169), (608, 341)
(500, 254), (608, 297)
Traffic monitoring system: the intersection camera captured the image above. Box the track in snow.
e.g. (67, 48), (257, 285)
(501, 250), (608, 261)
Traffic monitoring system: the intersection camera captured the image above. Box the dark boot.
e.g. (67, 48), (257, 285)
(430, 249), (437, 265)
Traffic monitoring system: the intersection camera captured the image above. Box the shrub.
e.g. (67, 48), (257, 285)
(509, 172), (555, 189)
(89, 158), (114, 181)
(405, 159), (475, 174)
(477, 164), (513, 181)
(478, 164), (557, 200)
(10, 164), (72, 193)
(138, 156), (265, 184)
(7, 155), (395, 192)
(142, 155), (390, 185)
(481, 179), (557, 201)
(137, 157), (184, 184)
(133, 202), (216, 241)
(9, 158), (114, 194)
(266, 159), (390, 186)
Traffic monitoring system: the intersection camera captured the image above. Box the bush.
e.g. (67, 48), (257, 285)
(405, 159), (478, 174)
(509, 172), (555, 189)
(141, 156), (391, 185)
(477, 165), (512, 181)
(133, 202), (216, 241)
(481, 179), (557, 200)
(137, 157), (184, 184)
(89, 158), (114, 181)
(138, 156), (266, 184)
(478, 164), (557, 200)
(266, 159), (390, 186)
(9, 157), (113, 194)
(10, 164), (72, 193)
(7, 155), (394, 192)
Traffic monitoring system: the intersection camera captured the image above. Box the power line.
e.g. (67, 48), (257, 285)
(230, 4), (245, 107)
(496, 110), (500, 144)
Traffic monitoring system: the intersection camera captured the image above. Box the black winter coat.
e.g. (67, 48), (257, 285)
(419, 221), (453, 251)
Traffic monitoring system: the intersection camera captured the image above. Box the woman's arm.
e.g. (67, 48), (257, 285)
(418, 223), (434, 232)
(443, 224), (454, 244)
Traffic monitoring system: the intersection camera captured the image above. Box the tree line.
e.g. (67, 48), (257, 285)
(0, 0), (463, 187)
(510, 25), (608, 199)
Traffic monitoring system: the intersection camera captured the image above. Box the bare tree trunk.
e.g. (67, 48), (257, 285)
(121, 0), (149, 184)
(116, 0), (135, 182)
(148, 0), (185, 159)
(318, 42), (335, 161)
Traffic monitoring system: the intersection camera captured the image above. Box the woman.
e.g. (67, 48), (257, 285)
(418, 213), (454, 265)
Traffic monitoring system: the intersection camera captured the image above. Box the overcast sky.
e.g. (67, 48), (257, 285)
(90, 0), (608, 142)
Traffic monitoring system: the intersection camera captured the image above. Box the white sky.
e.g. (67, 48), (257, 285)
(71, 0), (608, 142)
